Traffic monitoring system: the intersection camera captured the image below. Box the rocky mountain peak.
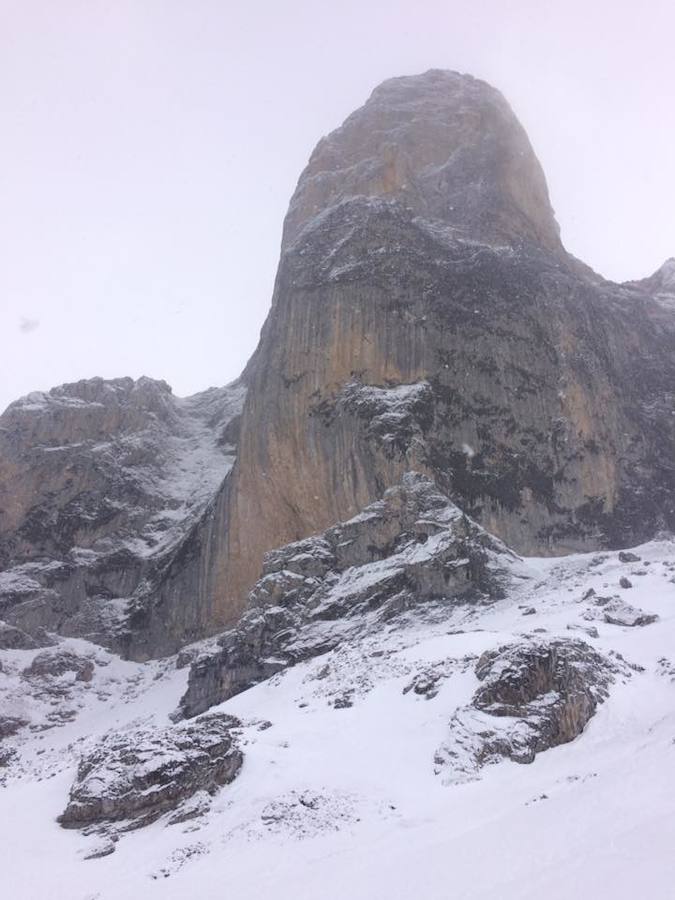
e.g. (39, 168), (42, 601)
(283, 69), (563, 254)
(627, 256), (675, 308)
(1, 376), (178, 443)
(654, 257), (675, 292)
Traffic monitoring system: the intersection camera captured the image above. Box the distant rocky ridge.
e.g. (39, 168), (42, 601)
(0, 376), (245, 658)
(1, 69), (675, 658)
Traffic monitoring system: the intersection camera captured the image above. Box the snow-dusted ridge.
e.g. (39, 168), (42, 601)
(2, 527), (675, 899)
(0, 376), (247, 656)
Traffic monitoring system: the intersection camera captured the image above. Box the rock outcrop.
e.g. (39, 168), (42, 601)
(0, 376), (246, 658)
(58, 713), (242, 832)
(598, 598), (658, 627)
(0, 622), (51, 650)
(177, 473), (516, 718)
(216, 69), (675, 626)
(436, 638), (620, 781)
(23, 648), (95, 682)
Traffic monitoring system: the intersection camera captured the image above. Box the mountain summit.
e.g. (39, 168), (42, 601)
(222, 70), (675, 628)
(284, 70), (564, 253)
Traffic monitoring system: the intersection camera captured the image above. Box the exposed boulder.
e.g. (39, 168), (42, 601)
(618, 551), (641, 563)
(0, 715), (28, 739)
(59, 713), (242, 832)
(24, 649), (95, 682)
(436, 638), (620, 781)
(601, 599), (658, 627)
(177, 473), (517, 719)
(402, 669), (444, 699)
(0, 621), (51, 650)
(566, 622), (599, 639)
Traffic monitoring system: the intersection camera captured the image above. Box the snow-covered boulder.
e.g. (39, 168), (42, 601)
(437, 638), (620, 781)
(24, 648), (95, 682)
(601, 598), (659, 627)
(59, 713), (242, 832)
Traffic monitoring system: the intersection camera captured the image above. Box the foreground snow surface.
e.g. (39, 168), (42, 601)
(3, 541), (675, 899)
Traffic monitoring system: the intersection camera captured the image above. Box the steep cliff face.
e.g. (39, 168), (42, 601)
(2, 70), (674, 655)
(0, 376), (245, 658)
(219, 70), (675, 621)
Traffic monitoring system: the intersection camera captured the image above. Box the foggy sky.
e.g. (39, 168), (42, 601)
(1, 0), (674, 413)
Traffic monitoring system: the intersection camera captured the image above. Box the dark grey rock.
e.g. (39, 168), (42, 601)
(602, 599), (658, 627)
(24, 649), (95, 682)
(0, 622), (44, 650)
(333, 695), (354, 709)
(0, 746), (18, 768)
(58, 713), (242, 831)
(619, 576), (633, 589)
(403, 670), (442, 699)
(175, 646), (200, 670)
(619, 550), (642, 562)
(177, 474), (515, 719)
(618, 551), (641, 563)
(438, 638), (620, 779)
(0, 715), (28, 739)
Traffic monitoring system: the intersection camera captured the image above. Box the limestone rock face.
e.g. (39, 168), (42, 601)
(0, 622), (50, 650)
(0, 376), (246, 658)
(218, 70), (675, 622)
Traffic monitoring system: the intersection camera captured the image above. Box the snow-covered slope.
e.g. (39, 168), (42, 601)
(2, 535), (675, 899)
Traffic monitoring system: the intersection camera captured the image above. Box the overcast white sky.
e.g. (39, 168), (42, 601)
(1, 0), (674, 413)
